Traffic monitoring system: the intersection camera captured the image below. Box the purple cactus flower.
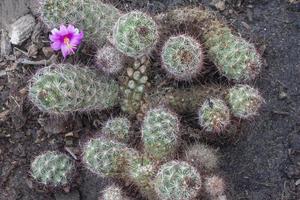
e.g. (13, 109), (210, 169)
(49, 25), (84, 58)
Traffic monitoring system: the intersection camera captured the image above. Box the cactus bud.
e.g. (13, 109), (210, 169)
(198, 98), (230, 133)
(154, 161), (202, 200)
(205, 175), (226, 198)
(226, 84), (263, 119)
(161, 35), (204, 80)
(31, 151), (74, 186)
(142, 107), (179, 160)
(113, 11), (158, 57)
(99, 185), (130, 200)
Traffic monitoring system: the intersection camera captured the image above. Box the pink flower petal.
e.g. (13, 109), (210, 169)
(70, 32), (84, 47)
(59, 24), (69, 35)
(51, 41), (62, 51)
(67, 25), (76, 33)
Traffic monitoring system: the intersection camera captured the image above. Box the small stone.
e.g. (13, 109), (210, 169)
(42, 47), (54, 58)
(0, 30), (12, 57)
(279, 91), (288, 100)
(210, 0), (226, 11)
(9, 14), (35, 45)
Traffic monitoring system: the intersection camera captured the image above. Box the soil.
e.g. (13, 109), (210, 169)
(0, 0), (300, 200)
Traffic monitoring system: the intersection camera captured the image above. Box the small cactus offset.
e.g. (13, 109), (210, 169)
(198, 98), (230, 133)
(226, 84), (263, 119)
(82, 138), (134, 177)
(113, 11), (158, 57)
(205, 175), (227, 199)
(204, 26), (262, 82)
(142, 107), (180, 160)
(29, 64), (119, 114)
(154, 161), (202, 200)
(161, 35), (204, 80)
(128, 155), (158, 199)
(99, 185), (130, 200)
(184, 143), (219, 173)
(121, 56), (150, 117)
(96, 44), (125, 75)
(102, 117), (131, 143)
(31, 151), (74, 186)
(39, 0), (120, 47)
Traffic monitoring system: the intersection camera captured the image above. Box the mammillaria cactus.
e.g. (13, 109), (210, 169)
(226, 84), (263, 119)
(205, 175), (227, 199)
(29, 64), (119, 114)
(198, 98), (230, 133)
(39, 0), (120, 47)
(31, 151), (74, 186)
(161, 35), (204, 80)
(102, 117), (131, 143)
(204, 26), (262, 82)
(113, 11), (158, 57)
(184, 143), (219, 173)
(156, 7), (261, 82)
(82, 138), (134, 177)
(128, 155), (158, 199)
(154, 161), (202, 200)
(99, 185), (130, 200)
(96, 44), (125, 75)
(121, 56), (150, 117)
(142, 107), (179, 160)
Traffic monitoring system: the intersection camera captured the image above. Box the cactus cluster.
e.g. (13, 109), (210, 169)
(161, 35), (204, 80)
(141, 107), (179, 160)
(226, 84), (263, 118)
(154, 161), (202, 200)
(96, 44), (125, 75)
(29, 64), (120, 114)
(100, 185), (130, 200)
(198, 98), (230, 133)
(113, 11), (158, 57)
(39, 0), (121, 47)
(102, 117), (131, 143)
(121, 56), (150, 116)
(31, 151), (74, 186)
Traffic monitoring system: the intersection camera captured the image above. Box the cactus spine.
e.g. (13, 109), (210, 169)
(113, 11), (158, 57)
(100, 185), (130, 200)
(198, 98), (230, 133)
(31, 151), (74, 186)
(226, 84), (263, 119)
(96, 44), (125, 75)
(161, 35), (204, 80)
(29, 64), (119, 114)
(102, 117), (131, 143)
(39, 0), (121, 47)
(154, 161), (202, 200)
(142, 107), (179, 160)
(121, 56), (150, 117)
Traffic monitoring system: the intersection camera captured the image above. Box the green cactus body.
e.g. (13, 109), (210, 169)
(96, 44), (125, 75)
(31, 151), (74, 186)
(198, 98), (230, 133)
(141, 107), (179, 161)
(128, 155), (158, 199)
(121, 56), (150, 116)
(162, 35), (204, 80)
(102, 117), (131, 143)
(204, 26), (261, 82)
(226, 84), (263, 119)
(100, 185), (129, 200)
(184, 144), (219, 173)
(40, 0), (120, 47)
(113, 11), (158, 57)
(29, 64), (119, 114)
(82, 138), (134, 177)
(154, 161), (202, 200)
(156, 7), (261, 82)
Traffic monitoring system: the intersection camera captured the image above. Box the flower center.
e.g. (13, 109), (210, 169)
(64, 37), (70, 45)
